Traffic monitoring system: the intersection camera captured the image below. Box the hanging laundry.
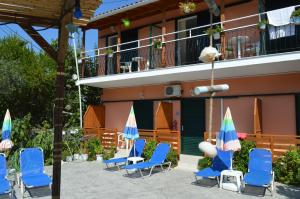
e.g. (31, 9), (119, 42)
(267, 6), (295, 40)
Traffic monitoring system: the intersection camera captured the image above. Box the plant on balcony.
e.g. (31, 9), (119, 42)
(291, 8), (300, 25)
(105, 48), (114, 57)
(122, 18), (131, 28)
(257, 19), (269, 30)
(204, 25), (223, 40)
(179, 1), (196, 14)
(213, 25), (223, 40)
(153, 38), (163, 49)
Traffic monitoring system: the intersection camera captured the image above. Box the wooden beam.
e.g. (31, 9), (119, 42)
(52, 0), (73, 198)
(0, 11), (59, 27)
(18, 22), (58, 61)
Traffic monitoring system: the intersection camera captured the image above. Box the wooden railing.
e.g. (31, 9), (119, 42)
(83, 127), (118, 149)
(139, 129), (181, 155)
(204, 132), (300, 160)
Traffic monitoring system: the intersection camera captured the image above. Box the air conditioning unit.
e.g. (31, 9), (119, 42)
(164, 85), (181, 97)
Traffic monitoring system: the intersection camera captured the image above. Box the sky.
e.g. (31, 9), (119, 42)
(0, 0), (138, 52)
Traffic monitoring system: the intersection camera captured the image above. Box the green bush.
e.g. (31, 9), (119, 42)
(27, 129), (54, 165)
(274, 148), (300, 185)
(143, 140), (157, 161)
(86, 137), (103, 161)
(166, 149), (178, 167)
(233, 140), (256, 173)
(102, 146), (115, 160)
(198, 157), (212, 170)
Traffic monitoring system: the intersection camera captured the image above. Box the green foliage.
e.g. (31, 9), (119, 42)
(143, 140), (157, 161)
(198, 157), (212, 170)
(27, 127), (54, 166)
(257, 19), (269, 29)
(291, 8), (300, 17)
(233, 140), (256, 173)
(166, 149), (178, 167)
(7, 150), (20, 172)
(11, 114), (33, 149)
(102, 146), (115, 160)
(86, 137), (103, 161)
(274, 148), (300, 185)
(0, 36), (56, 124)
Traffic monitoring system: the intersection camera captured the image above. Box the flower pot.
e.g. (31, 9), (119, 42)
(183, 7), (191, 14)
(66, 156), (73, 162)
(292, 16), (300, 25)
(259, 24), (266, 30)
(80, 154), (88, 161)
(213, 32), (220, 40)
(73, 153), (79, 160)
(96, 154), (103, 162)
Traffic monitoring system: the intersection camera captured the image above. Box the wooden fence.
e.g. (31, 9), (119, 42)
(83, 127), (118, 149)
(139, 129), (181, 155)
(204, 132), (300, 160)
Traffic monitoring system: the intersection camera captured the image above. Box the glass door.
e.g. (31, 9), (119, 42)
(106, 35), (117, 74)
(177, 16), (198, 66)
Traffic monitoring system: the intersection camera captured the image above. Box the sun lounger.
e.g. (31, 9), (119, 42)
(103, 139), (146, 169)
(122, 143), (171, 177)
(243, 148), (274, 196)
(194, 149), (231, 186)
(20, 148), (52, 198)
(0, 153), (12, 198)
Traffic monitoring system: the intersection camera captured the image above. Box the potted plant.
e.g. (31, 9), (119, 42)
(153, 38), (163, 49)
(291, 8), (300, 25)
(105, 49), (114, 58)
(257, 19), (268, 30)
(95, 145), (104, 162)
(205, 27), (215, 37)
(179, 2), (196, 14)
(79, 142), (88, 161)
(122, 18), (131, 28)
(213, 25), (223, 40)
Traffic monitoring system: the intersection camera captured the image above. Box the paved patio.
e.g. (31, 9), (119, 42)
(10, 161), (300, 199)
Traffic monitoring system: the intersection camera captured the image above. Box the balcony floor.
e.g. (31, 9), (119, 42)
(78, 51), (300, 88)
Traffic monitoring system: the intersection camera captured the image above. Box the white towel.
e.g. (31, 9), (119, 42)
(269, 24), (295, 40)
(267, 6), (295, 26)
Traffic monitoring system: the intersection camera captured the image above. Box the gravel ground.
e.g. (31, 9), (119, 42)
(5, 161), (299, 199)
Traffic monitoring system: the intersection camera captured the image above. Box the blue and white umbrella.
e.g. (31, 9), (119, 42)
(123, 106), (139, 156)
(0, 109), (13, 150)
(216, 107), (241, 169)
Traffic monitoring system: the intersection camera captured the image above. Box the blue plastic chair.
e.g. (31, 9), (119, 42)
(122, 143), (171, 177)
(20, 148), (52, 198)
(0, 153), (12, 198)
(103, 139), (146, 169)
(243, 148), (274, 196)
(194, 149), (231, 186)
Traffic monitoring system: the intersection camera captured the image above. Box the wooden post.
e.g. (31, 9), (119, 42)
(161, 10), (167, 67)
(81, 28), (86, 78)
(270, 136), (274, 160)
(52, 3), (72, 199)
(116, 26), (121, 74)
(220, 0), (226, 59)
(154, 130), (157, 142)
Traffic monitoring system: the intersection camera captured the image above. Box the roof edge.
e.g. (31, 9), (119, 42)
(89, 0), (159, 23)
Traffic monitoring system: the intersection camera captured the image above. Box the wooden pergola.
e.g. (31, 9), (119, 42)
(0, 0), (101, 198)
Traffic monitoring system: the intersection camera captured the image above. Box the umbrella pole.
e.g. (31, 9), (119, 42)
(208, 11), (215, 143)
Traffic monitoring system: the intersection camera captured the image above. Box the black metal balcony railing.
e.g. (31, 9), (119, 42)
(81, 11), (300, 78)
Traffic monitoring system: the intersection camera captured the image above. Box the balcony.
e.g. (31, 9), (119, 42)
(79, 6), (300, 88)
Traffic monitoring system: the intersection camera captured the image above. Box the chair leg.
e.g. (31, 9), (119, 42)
(20, 181), (24, 198)
(148, 166), (154, 177)
(139, 169), (144, 177)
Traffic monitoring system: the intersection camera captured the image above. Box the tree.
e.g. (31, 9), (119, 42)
(0, 36), (56, 123)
